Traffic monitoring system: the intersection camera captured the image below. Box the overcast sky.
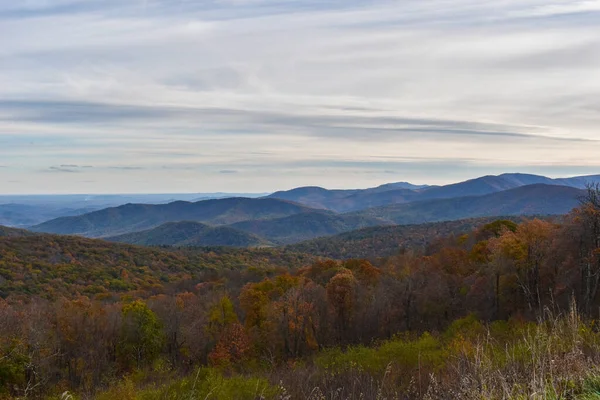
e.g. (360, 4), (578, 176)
(1, 0), (600, 194)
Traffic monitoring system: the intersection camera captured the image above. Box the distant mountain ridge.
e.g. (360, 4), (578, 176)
(28, 173), (599, 247)
(268, 173), (600, 212)
(0, 193), (267, 227)
(351, 184), (584, 224)
(31, 197), (314, 238)
(0, 203), (101, 228)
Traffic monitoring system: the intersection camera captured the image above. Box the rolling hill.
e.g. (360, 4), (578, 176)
(351, 184), (584, 224)
(0, 234), (315, 300)
(106, 221), (267, 247)
(0, 225), (36, 238)
(287, 216), (530, 259)
(230, 211), (391, 244)
(31, 197), (315, 238)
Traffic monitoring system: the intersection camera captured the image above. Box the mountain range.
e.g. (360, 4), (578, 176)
(350, 184), (584, 224)
(27, 173), (598, 247)
(32, 197), (314, 238)
(0, 192), (268, 228)
(268, 173), (599, 212)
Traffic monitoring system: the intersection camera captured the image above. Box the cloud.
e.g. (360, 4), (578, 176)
(108, 166), (144, 170)
(219, 170), (238, 174)
(1, 0), (600, 193)
(60, 164), (87, 168)
(46, 166), (80, 173)
(0, 99), (588, 144)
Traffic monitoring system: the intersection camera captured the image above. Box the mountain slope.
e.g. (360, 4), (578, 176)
(0, 234), (315, 299)
(336, 188), (422, 211)
(31, 197), (315, 238)
(0, 225), (36, 238)
(287, 216), (530, 259)
(267, 181), (428, 212)
(352, 184), (584, 224)
(267, 187), (359, 210)
(106, 221), (267, 247)
(230, 212), (390, 244)
(360, 181), (430, 193)
(415, 173), (556, 201)
(554, 174), (600, 189)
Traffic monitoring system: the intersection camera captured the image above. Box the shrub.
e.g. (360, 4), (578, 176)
(96, 368), (278, 400)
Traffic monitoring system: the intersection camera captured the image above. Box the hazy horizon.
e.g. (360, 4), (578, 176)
(1, 171), (599, 196)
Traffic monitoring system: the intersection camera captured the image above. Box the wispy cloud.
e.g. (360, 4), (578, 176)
(108, 166), (144, 170)
(46, 166), (80, 173)
(1, 0), (600, 193)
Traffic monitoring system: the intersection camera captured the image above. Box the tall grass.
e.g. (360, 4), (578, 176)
(274, 305), (600, 399)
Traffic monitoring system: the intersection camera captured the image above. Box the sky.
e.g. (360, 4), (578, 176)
(1, 0), (600, 194)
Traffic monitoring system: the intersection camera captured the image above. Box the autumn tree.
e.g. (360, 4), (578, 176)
(54, 297), (120, 390)
(270, 281), (323, 358)
(326, 269), (357, 341)
(207, 295), (239, 339)
(573, 184), (600, 315)
(208, 322), (251, 369)
(0, 300), (27, 397)
(118, 300), (165, 369)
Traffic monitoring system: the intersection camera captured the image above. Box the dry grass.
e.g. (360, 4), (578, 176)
(271, 304), (600, 400)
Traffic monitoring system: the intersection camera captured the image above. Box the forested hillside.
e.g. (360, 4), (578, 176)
(0, 225), (35, 238)
(287, 216), (532, 259)
(106, 221), (267, 247)
(229, 211), (390, 244)
(2, 187), (600, 399)
(0, 236), (313, 300)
